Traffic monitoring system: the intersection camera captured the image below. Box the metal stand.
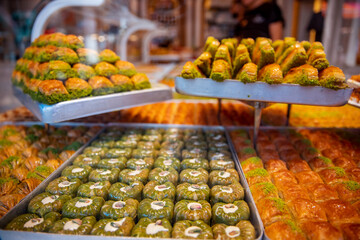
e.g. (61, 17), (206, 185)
(286, 104), (292, 126)
(217, 98), (222, 125)
(252, 102), (267, 147)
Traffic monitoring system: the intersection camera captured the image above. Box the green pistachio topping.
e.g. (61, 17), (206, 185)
(328, 167), (346, 177)
(319, 156), (332, 165)
(342, 181), (360, 191)
(245, 168), (268, 178)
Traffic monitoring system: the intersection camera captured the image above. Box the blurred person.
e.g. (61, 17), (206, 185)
(232, 0), (284, 40)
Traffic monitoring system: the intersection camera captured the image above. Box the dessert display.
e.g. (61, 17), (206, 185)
(12, 32), (151, 104)
(181, 36), (347, 89)
(3, 126), (257, 239)
(0, 124), (99, 217)
(231, 127), (360, 239)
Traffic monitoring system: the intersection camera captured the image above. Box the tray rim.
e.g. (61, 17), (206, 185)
(175, 77), (353, 106)
(13, 83), (173, 124)
(0, 124), (105, 228)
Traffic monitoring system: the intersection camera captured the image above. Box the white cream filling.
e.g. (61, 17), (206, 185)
(185, 226), (202, 238)
(213, 153), (225, 158)
(91, 147), (101, 152)
(104, 218), (126, 232)
(189, 158), (199, 164)
(220, 186), (233, 194)
(63, 219), (81, 231)
(163, 160), (172, 166)
(222, 204), (238, 214)
(155, 185), (170, 191)
(108, 158), (119, 164)
(151, 201), (165, 210)
(83, 157), (92, 162)
(99, 170), (111, 175)
(135, 159), (146, 165)
(72, 167), (84, 173)
(189, 171), (201, 177)
(58, 181), (75, 188)
(225, 226), (240, 238)
(146, 223), (168, 235)
(41, 195), (58, 204)
(24, 218), (44, 228)
(115, 150), (125, 154)
(219, 172), (230, 178)
(90, 183), (104, 189)
(188, 185), (200, 192)
(75, 199), (93, 208)
(112, 201), (126, 209)
(159, 171), (170, 177)
(217, 160), (232, 165)
(128, 170), (141, 176)
(187, 202), (202, 210)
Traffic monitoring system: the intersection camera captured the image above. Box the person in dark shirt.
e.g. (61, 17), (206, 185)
(232, 0), (284, 40)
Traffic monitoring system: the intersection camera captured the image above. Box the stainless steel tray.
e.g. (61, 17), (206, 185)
(348, 99), (360, 108)
(13, 83), (173, 123)
(175, 77), (353, 106)
(0, 122), (104, 228)
(0, 123), (263, 240)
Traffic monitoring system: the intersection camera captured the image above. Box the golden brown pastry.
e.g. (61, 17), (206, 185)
(305, 183), (339, 203)
(265, 159), (287, 174)
(308, 156), (335, 172)
(11, 167), (29, 182)
(250, 182), (279, 203)
(320, 199), (360, 225)
(300, 221), (343, 240)
(301, 147), (321, 162)
(318, 66), (347, 89)
(352, 200), (360, 215)
(346, 168), (360, 182)
(256, 140), (276, 152)
(12, 178), (42, 196)
(240, 157), (264, 174)
(340, 223), (360, 240)
(258, 149), (280, 163)
(258, 63), (283, 84)
(279, 149), (302, 162)
(235, 62), (257, 83)
(88, 76), (114, 95)
(321, 148), (342, 160)
(279, 44), (307, 75)
(287, 159), (312, 173)
(245, 168), (272, 187)
(271, 170), (298, 190)
(257, 197), (293, 226)
(295, 171), (324, 187)
(283, 64), (319, 86)
(0, 194), (25, 217)
(65, 78), (92, 99)
(288, 198), (327, 223)
(332, 157), (356, 170)
(318, 167), (349, 185)
(38, 80), (70, 104)
(279, 184), (310, 202)
(265, 220), (306, 240)
(331, 181), (360, 203)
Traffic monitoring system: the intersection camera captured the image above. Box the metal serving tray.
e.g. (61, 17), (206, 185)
(13, 83), (173, 123)
(0, 122), (104, 228)
(175, 77), (353, 106)
(348, 99), (360, 108)
(0, 123), (263, 240)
